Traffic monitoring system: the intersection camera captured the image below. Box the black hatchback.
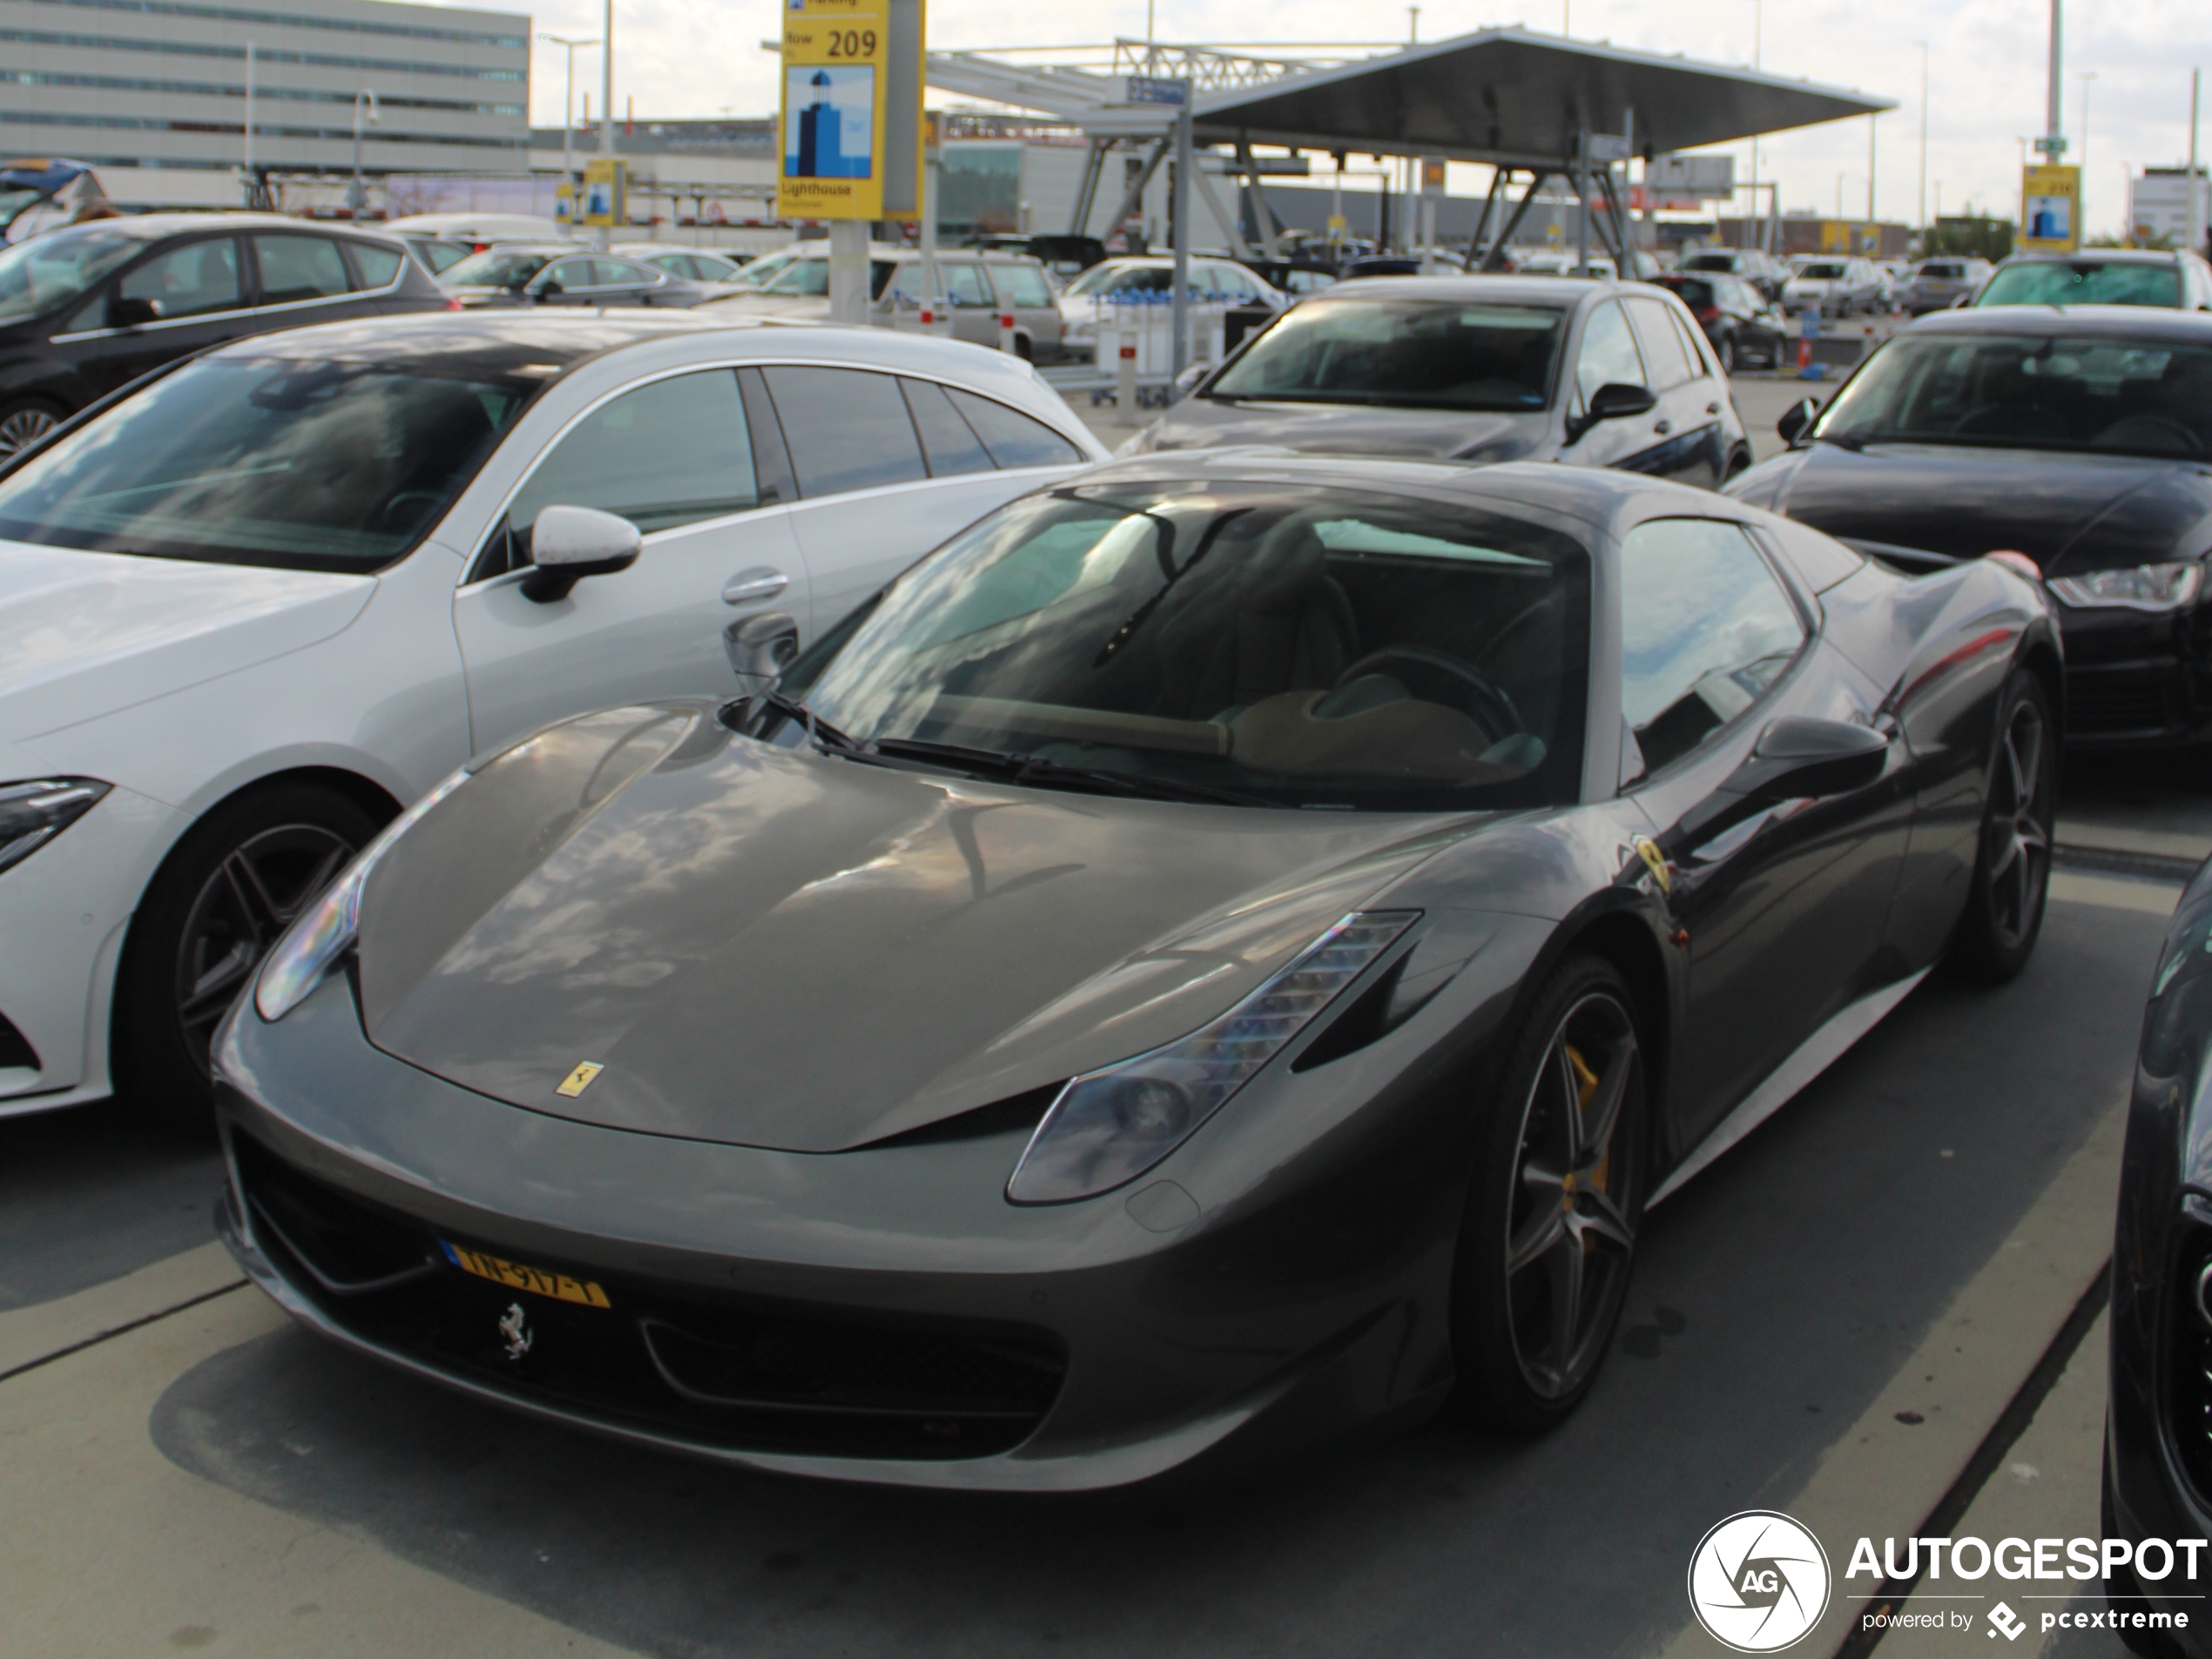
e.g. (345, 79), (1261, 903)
(0, 212), (448, 458)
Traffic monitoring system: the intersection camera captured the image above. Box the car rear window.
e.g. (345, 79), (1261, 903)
(1209, 298), (1563, 411)
(0, 355), (534, 572)
(1977, 261), (2182, 308)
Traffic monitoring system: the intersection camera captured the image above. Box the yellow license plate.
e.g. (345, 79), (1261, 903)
(440, 1240), (611, 1309)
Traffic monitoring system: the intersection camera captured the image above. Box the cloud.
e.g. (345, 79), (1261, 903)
(508, 0), (2207, 238)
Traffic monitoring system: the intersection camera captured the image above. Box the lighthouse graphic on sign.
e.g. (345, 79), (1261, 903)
(787, 65), (873, 179)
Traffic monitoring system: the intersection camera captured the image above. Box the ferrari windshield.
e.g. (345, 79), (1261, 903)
(0, 354), (534, 571)
(0, 225), (144, 323)
(782, 481), (1590, 812)
(1207, 300), (1562, 410)
(1976, 260), (2181, 307)
(1813, 332), (2212, 459)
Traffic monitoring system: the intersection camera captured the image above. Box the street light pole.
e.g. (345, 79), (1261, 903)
(2046, 0), (2063, 151)
(349, 89), (379, 217)
(2079, 71), (2096, 234)
(599, 0), (615, 250)
(1912, 40), (1928, 238)
(1749, 0), (1764, 253)
(539, 33), (598, 233)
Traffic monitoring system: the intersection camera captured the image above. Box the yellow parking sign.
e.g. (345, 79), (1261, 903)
(779, 0), (891, 220)
(2020, 165), (2080, 253)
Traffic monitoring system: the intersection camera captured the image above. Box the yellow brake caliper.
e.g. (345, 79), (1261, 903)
(1565, 1043), (1607, 1246)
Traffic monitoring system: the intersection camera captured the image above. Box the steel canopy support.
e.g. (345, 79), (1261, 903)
(1478, 168), (1552, 270)
(1236, 134), (1280, 260)
(1171, 93), (1192, 380)
(1069, 137), (1107, 235)
(1104, 137), (1169, 250)
(1464, 165), (1510, 270)
(1193, 163), (1249, 257)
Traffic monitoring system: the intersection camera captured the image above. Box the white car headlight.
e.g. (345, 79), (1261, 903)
(253, 768), (470, 1022)
(1006, 911), (1418, 1204)
(0, 778), (110, 875)
(2047, 561), (2203, 612)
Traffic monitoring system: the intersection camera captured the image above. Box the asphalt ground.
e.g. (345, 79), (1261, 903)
(0, 741), (2199, 1659)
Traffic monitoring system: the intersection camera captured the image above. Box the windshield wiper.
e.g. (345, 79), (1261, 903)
(869, 738), (1283, 808)
(748, 688), (866, 755)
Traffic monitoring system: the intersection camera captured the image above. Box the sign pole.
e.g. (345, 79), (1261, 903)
(1170, 83), (1192, 380)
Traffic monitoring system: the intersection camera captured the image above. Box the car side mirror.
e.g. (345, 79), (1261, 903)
(1777, 397), (1818, 444)
(1569, 381), (1656, 441)
(1172, 363), (1207, 398)
(109, 295), (160, 328)
(725, 610), (799, 694)
(532, 280), (561, 300)
(1660, 716), (1890, 859)
(520, 505), (642, 603)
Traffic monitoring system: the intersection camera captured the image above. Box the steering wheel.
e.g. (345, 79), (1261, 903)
(1952, 404), (2067, 441)
(370, 489), (446, 536)
(1475, 593), (1560, 665)
(1328, 646), (1523, 745)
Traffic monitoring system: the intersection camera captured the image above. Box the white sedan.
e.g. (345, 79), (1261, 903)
(1055, 256), (1286, 359)
(0, 311), (1107, 1125)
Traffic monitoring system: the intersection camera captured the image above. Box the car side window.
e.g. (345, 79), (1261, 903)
(119, 238), (240, 320)
(950, 264), (997, 307)
(597, 258), (653, 287)
(900, 378), (995, 476)
(762, 366), (928, 495)
(501, 368), (758, 560)
(545, 258), (596, 290)
(1618, 518), (1808, 778)
(1626, 297), (1696, 390)
(348, 240), (404, 289)
(990, 263), (1055, 308)
(1574, 300), (1647, 408)
(1664, 306), (1714, 379)
(252, 234), (350, 305)
(943, 388), (1082, 469)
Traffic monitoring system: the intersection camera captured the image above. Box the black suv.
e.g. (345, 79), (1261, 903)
(0, 212), (448, 457)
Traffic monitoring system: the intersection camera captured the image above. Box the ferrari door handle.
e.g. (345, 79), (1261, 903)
(1653, 419), (1673, 435)
(722, 567), (789, 604)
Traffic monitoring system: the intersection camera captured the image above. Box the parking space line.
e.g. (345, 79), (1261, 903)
(0, 1238), (243, 1384)
(1655, 1097), (2128, 1658)
(2048, 871), (2182, 917)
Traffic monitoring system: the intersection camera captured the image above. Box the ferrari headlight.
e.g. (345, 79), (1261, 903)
(1006, 911), (1418, 1204)
(253, 768), (469, 1022)
(2047, 562), (2202, 612)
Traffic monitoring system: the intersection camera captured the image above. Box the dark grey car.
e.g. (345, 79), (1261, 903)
(442, 244), (709, 309)
(215, 452), (2057, 1491)
(1126, 276), (1753, 489)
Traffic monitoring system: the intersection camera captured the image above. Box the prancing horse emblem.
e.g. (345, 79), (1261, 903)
(498, 1301), (533, 1361)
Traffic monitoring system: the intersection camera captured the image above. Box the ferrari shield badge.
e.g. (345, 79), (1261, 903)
(555, 1061), (604, 1098)
(1631, 834), (1673, 894)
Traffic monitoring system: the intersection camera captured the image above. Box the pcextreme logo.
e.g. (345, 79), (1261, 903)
(1688, 1511), (1832, 1652)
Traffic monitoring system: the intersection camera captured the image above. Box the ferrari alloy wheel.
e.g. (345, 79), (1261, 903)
(1452, 955), (1647, 1431)
(1948, 669), (2056, 984)
(115, 784), (381, 1132)
(0, 397), (61, 460)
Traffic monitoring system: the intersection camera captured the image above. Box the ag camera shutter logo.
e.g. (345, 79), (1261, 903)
(1688, 1511), (1831, 1651)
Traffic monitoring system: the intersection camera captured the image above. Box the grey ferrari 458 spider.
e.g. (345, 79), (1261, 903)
(213, 453), (2060, 1491)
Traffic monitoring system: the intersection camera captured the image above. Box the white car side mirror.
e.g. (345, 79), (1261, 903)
(521, 504), (643, 604)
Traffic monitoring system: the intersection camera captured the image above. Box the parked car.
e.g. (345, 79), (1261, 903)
(1131, 276), (1753, 488)
(0, 312), (1106, 1128)
(1242, 258), (1340, 297)
(1678, 247), (1791, 304)
(441, 245), (710, 309)
(1055, 255), (1287, 360)
(0, 212), (448, 459)
(210, 449), (2057, 1488)
(1780, 257), (1883, 316)
(396, 234), (475, 279)
(1724, 305), (2212, 745)
(1900, 256), (1991, 314)
(1511, 253), (1620, 280)
(1651, 271), (1787, 372)
(2104, 853), (2212, 1657)
(1973, 247), (2212, 311)
(699, 246), (1068, 361)
(382, 212), (565, 249)
(613, 243), (755, 288)
(963, 233), (1107, 280)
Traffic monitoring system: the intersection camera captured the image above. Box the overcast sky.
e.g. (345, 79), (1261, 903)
(514, 0), (2208, 238)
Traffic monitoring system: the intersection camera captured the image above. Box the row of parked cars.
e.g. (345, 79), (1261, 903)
(4, 201), (2212, 1533)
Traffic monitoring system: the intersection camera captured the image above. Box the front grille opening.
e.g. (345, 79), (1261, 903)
(2165, 1223), (2212, 1506)
(233, 1131), (1067, 1460)
(2069, 669), (2172, 735)
(0, 1010), (39, 1072)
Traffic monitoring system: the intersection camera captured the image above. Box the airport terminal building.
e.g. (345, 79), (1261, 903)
(0, 0), (530, 209)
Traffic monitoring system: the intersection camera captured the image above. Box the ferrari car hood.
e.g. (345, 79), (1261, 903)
(357, 705), (1472, 1152)
(1134, 399), (1546, 462)
(1762, 442), (2212, 573)
(0, 540), (373, 742)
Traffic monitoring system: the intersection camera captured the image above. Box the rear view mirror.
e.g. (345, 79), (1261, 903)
(1172, 364), (1208, 397)
(1569, 381), (1657, 442)
(520, 505), (642, 603)
(725, 610), (799, 694)
(1661, 716), (1890, 858)
(1777, 397), (1818, 444)
(108, 295), (160, 328)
